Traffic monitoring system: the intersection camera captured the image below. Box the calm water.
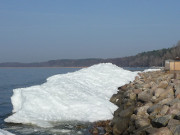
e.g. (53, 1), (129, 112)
(0, 67), (147, 135)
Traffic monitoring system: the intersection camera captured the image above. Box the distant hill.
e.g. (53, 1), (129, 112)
(1, 41), (180, 67)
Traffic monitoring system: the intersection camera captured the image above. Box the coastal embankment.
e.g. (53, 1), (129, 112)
(92, 70), (180, 135)
(110, 69), (180, 135)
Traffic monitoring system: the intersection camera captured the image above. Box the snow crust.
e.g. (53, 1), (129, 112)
(5, 63), (137, 127)
(0, 129), (15, 135)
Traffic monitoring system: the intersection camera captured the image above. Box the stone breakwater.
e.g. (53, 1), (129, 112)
(109, 70), (180, 135)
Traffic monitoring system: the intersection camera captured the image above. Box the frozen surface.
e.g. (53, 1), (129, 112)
(143, 68), (161, 72)
(5, 63), (137, 127)
(0, 129), (15, 135)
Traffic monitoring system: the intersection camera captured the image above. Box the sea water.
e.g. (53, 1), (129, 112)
(0, 64), (148, 135)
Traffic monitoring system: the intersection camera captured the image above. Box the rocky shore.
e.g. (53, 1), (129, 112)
(91, 70), (180, 135)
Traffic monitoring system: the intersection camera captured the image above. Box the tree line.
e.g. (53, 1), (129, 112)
(0, 41), (180, 67)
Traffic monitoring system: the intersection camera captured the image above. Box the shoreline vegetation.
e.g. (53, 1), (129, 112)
(91, 69), (180, 135)
(1, 41), (180, 68)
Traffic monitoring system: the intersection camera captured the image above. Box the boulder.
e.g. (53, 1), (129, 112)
(144, 83), (151, 89)
(167, 102), (180, 115)
(154, 88), (165, 97)
(114, 106), (123, 117)
(168, 119), (180, 126)
(151, 115), (173, 128)
(147, 104), (162, 114)
(110, 94), (122, 104)
(135, 117), (150, 128)
(167, 119), (180, 134)
(112, 117), (130, 135)
(174, 112), (180, 120)
(118, 106), (134, 117)
(166, 98), (180, 106)
(136, 103), (152, 116)
(129, 92), (136, 100)
(118, 84), (128, 91)
(158, 98), (174, 106)
(138, 90), (153, 103)
(174, 125), (180, 135)
(133, 89), (142, 94)
(158, 81), (169, 89)
(150, 127), (172, 135)
(174, 83), (180, 96)
(159, 105), (169, 115)
(145, 127), (159, 134)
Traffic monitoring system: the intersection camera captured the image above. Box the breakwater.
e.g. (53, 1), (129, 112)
(108, 70), (180, 135)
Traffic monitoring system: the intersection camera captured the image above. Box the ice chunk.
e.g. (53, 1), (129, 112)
(0, 129), (15, 135)
(5, 63), (137, 127)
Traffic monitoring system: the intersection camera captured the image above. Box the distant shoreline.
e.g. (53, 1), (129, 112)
(0, 67), (87, 68)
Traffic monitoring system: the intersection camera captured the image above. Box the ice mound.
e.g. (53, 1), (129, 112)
(5, 63), (137, 127)
(0, 129), (15, 135)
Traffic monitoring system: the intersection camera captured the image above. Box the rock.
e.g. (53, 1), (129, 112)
(174, 112), (180, 120)
(145, 127), (159, 134)
(110, 94), (122, 104)
(159, 87), (174, 99)
(147, 104), (162, 114)
(158, 81), (169, 89)
(118, 84), (128, 91)
(119, 106), (134, 117)
(151, 115), (173, 128)
(135, 117), (150, 128)
(154, 88), (165, 97)
(133, 89), (142, 94)
(136, 103), (152, 116)
(129, 92), (136, 100)
(158, 98), (173, 105)
(138, 90), (153, 103)
(135, 84), (143, 89)
(149, 112), (158, 121)
(168, 119), (180, 126)
(150, 127), (172, 135)
(174, 125), (180, 135)
(159, 105), (169, 115)
(111, 71), (180, 135)
(112, 117), (130, 135)
(135, 80), (144, 85)
(176, 94), (180, 99)
(144, 83), (151, 89)
(167, 119), (180, 134)
(167, 102), (180, 115)
(150, 81), (157, 88)
(135, 76), (140, 81)
(122, 99), (135, 109)
(114, 106), (123, 117)
(166, 98), (180, 106)
(174, 83), (180, 96)
(133, 125), (151, 135)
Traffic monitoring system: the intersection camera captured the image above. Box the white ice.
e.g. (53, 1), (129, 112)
(5, 63), (138, 127)
(143, 68), (161, 72)
(0, 129), (15, 135)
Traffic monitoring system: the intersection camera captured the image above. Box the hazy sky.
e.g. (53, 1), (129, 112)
(0, 0), (180, 63)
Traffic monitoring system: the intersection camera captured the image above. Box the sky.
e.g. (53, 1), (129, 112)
(0, 0), (180, 63)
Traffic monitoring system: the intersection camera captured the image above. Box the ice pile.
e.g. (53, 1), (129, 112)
(5, 63), (138, 127)
(0, 129), (15, 135)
